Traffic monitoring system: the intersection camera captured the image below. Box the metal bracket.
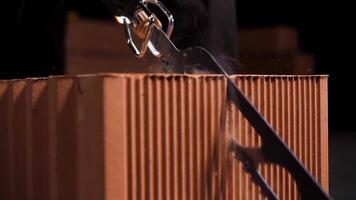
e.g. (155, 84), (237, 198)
(115, 0), (174, 58)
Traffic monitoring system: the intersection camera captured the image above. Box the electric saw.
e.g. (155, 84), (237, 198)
(101, 0), (333, 199)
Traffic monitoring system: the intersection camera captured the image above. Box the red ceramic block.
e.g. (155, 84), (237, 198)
(0, 74), (329, 200)
(0, 81), (13, 200)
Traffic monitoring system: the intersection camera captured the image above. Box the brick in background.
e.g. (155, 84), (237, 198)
(240, 53), (315, 74)
(239, 26), (299, 53)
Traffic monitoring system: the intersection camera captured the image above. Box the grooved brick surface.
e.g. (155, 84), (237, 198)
(0, 74), (328, 199)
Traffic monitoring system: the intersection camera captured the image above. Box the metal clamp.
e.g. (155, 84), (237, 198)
(144, 0), (174, 38)
(115, 0), (174, 58)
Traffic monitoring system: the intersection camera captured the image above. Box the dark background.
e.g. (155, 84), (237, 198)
(2, 0), (355, 198)
(3, 0), (354, 131)
(236, 0), (354, 132)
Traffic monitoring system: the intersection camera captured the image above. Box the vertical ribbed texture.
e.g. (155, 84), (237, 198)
(0, 81), (13, 200)
(123, 75), (328, 200)
(229, 76), (328, 199)
(51, 77), (79, 200)
(12, 80), (32, 200)
(126, 75), (225, 200)
(31, 79), (51, 200)
(0, 74), (328, 200)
